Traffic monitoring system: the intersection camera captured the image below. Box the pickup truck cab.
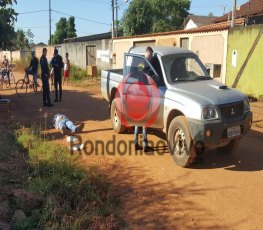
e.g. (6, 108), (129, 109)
(101, 46), (252, 167)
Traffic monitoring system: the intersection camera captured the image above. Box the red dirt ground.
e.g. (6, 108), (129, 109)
(1, 72), (263, 229)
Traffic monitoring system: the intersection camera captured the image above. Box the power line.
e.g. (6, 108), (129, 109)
(16, 26), (48, 29)
(17, 9), (49, 15)
(52, 9), (111, 25)
(76, 0), (108, 4)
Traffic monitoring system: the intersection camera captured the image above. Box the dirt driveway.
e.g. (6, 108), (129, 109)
(1, 73), (263, 229)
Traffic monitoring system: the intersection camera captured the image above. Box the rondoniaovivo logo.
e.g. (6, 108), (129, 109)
(115, 72), (160, 128)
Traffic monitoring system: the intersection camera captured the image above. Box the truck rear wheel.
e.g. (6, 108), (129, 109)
(217, 139), (240, 154)
(110, 98), (126, 134)
(168, 116), (196, 167)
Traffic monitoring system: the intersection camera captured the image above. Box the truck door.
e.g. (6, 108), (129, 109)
(118, 53), (164, 128)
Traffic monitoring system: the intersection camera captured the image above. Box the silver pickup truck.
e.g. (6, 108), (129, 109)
(101, 46), (252, 167)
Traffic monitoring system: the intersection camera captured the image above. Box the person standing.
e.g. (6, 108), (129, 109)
(40, 48), (53, 107)
(51, 48), (63, 102)
(63, 52), (70, 86)
(25, 52), (38, 84)
(1, 55), (10, 85)
(134, 47), (155, 153)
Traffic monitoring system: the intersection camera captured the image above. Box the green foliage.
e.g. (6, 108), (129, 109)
(122, 0), (153, 36)
(70, 64), (87, 81)
(13, 29), (30, 51)
(0, 0), (17, 49)
(51, 16), (77, 44)
(25, 29), (34, 45)
(13, 56), (31, 71)
(13, 130), (118, 229)
(122, 0), (191, 36)
(67, 16), (77, 38)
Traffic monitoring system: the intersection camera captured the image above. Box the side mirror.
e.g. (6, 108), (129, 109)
(206, 68), (210, 75)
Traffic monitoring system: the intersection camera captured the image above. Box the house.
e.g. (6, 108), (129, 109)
(61, 32), (112, 71)
(184, 15), (218, 30)
(113, 22), (231, 83)
(214, 0), (263, 25)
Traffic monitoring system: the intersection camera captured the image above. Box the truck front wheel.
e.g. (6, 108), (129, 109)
(110, 98), (126, 134)
(168, 116), (196, 167)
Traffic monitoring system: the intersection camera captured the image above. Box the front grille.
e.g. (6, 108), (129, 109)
(218, 101), (244, 120)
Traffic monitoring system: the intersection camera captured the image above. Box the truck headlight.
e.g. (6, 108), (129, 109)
(243, 98), (250, 112)
(202, 106), (218, 120)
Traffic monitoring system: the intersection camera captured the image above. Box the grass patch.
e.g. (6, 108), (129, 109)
(10, 128), (120, 229)
(69, 64), (101, 88)
(13, 57), (31, 72)
(70, 64), (88, 82)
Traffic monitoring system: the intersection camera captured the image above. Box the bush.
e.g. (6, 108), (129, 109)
(70, 64), (87, 82)
(12, 130), (119, 229)
(13, 57), (31, 72)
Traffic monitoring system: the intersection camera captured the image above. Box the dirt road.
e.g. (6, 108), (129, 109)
(1, 74), (263, 229)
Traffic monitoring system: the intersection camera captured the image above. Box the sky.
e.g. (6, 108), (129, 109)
(13, 0), (248, 44)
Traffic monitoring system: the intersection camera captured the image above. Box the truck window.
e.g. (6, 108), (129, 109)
(162, 54), (211, 83)
(125, 55), (163, 87)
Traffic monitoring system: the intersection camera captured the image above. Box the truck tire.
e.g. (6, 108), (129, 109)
(168, 116), (196, 167)
(217, 139), (240, 154)
(110, 98), (126, 134)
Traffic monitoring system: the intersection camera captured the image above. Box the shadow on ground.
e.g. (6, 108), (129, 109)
(86, 158), (246, 229)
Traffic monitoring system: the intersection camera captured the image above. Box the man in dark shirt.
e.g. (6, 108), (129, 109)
(40, 48), (53, 107)
(25, 52), (38, 84)
(51, 48), (63, 102)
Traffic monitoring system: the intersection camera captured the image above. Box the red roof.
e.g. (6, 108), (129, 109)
(214, 0), (263, 23)
(114, 21), (231, 40)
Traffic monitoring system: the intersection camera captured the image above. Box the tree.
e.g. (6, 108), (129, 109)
(51, 16), (77, 44)
(208, 12), (214, 17)
(13, 29), (29, 51)
(67, 16), (77, 38)
(151, 0), (190, 32)
(52, 17), (67, 44)
(122, 0), (153, 36)
(26, 29), (34, 46)
(121, 0), (191, 36)
(0, 0), (17, 49)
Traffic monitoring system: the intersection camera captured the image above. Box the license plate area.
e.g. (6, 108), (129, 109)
(227, 126), (241, 138)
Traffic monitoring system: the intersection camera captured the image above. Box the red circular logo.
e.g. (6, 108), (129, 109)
(115, 72), (160, 128)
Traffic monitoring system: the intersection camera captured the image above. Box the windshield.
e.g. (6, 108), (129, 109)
(162, 54), (211, 84)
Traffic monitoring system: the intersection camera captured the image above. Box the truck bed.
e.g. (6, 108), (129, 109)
(101, 69), (124, 101)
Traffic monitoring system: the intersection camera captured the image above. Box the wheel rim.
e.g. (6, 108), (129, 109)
(173, 129), (187, 157)
(113, 107), (120, 128)
(16, 80), (27, 96)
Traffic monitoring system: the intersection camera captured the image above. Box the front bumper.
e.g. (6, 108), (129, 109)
(187, 111), (253, 151)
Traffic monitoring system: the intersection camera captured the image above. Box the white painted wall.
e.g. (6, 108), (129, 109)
(184, 19), (198, 30)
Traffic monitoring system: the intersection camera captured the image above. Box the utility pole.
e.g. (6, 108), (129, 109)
(111, 0), (115, 39)
(49, 0), (52, 44)
(231, 0), (237, 27)
(115, 0), (118, 37)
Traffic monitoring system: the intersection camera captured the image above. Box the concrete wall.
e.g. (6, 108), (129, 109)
(113, 30), (228, 83)
(185, 19), (197, 30)
(226, 25), (263, 99)
(11, 50), (31, 61)
(35, 45), (56, 63)
(61, 39), (112, 70)
(0, 51), (11, 63)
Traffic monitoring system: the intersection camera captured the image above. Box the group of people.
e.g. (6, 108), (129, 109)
(26, 48), (71, 107)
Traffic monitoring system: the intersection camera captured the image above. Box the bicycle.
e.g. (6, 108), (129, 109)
(15, 73), (43, 97)
(0, 68), (15, 90)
